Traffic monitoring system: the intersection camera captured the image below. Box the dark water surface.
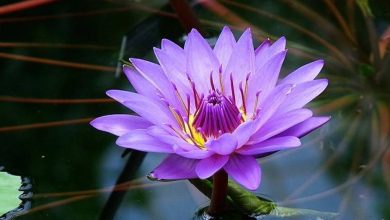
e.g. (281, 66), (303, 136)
(0, 1), (389, 219)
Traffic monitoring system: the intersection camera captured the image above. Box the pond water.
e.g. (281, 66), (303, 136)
(0, 0), (389, 219)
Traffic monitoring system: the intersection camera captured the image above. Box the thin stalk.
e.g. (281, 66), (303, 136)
(357, 1), (381, 71)
(0, 0), (56, 16)
(208, 170), (228, 216)
(0, 52), (115, 72)
(323, 0), (357, 44)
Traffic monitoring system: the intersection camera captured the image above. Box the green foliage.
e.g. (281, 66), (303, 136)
(227, 180), (275, 215)
(189, 179), (338, 218)
(357, 0), (373, 16)
(0, 172), (21, 216)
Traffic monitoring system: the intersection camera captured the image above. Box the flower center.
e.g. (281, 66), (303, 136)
(192, 91), (241, 138)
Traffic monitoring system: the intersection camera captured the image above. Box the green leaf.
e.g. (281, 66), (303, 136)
(0, 172), (21, 216)
(227, 180), (276, 215)
(358, 63), (375, 77)
(189, 179), (338, 219)
(356, 0), (373, 17)
(269, 206), (339, 219)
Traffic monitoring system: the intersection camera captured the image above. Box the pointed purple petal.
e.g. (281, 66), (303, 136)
(250, 108), (312, 143)
(116, 129), (173, 153)
(154, 48), (192, 108)
(254, 39), (271, 55)
(174, 145), (214, 159)
(279, 60), (324, 85)
(255, 36), (286, 70)
(130, 58), (171, 93)
(237, 136), (301, 156)
(130, 58), (184, 114)
(186, 29), (220, 94)
(149, 154), (198, 180)
(247, 51), (287, 117)
(146, 125), (193, 149)
(106, 89), (133, 103)
(90, 114), (151, 136)
(276, 79), (328, 115)
(214, 26), (236, 71)
(224, 154), (261, 190)
(106, 90), (177, 127)
(233, 120), (257, 148)
(223, 28), (255, 106)
(161, 39), (185, 64)
(205, 133), (238, 155)
(278, 116), (331, 138)
(196, 154), (229, 179)
(252, 84), (294, 131)
(123, 66), (159, 99)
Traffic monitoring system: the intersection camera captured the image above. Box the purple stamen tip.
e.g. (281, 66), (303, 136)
(193, 91), (241, 138)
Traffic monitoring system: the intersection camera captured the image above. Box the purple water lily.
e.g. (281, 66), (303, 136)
(91, 27), (329, 190)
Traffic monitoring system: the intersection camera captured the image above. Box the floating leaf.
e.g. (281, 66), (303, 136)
(0, 172), (21, 216)
(268, 206), (339, 219)
(227, 180), (276, 215)
(189, 179), (338, 219)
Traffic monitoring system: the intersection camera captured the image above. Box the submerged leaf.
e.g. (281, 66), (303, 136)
(0, 172), (21, 216)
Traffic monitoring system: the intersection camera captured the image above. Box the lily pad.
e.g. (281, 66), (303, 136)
(189, 179), (338, 219)
(0, 172), (21, 216)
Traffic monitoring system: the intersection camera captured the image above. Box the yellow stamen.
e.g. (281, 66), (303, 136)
(185, 115), (205, 149)
(168, 106), (185, 129)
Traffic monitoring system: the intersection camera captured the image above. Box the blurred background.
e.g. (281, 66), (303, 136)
(0, 0), (389, 219)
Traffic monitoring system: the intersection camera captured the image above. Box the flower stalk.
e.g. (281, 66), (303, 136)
(208, 170), (228, 216)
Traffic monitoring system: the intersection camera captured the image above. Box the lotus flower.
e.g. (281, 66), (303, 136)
(91, 27), (329, 190)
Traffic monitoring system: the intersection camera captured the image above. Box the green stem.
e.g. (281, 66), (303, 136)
(207, 170), (228, 216)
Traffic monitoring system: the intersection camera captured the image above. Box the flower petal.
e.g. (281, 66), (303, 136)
(107, 90), (177, 127)
(90, 114), (151, 136)
(149, 154), (198, 180)
(205, 133), (238, 155)
(278, 116), (331, 138)
(279, 60), (324, 85)
(154, 48), (191, 103)
(213, 26), (236, 71)
(195, 154), (229, 179)
(247, 51), (287, 117)
(130, 58), (172, 93)
(161, 38), (185, 65)
(255, 36), (286, 70)
(186, 28), (220, 94)
(130, 58), (184, 114)
(116, 129), (173, 153)
(146, 125), (188, 146)
(123, 65), (159, 99)
(252, 84), (294, 131)
(224, 154), (261, 190)
(276, 79), (328, 115)
(173, 145), (214, 159)
(223, 28), (255, 106)
(250, 108), (312, 144)
(237, 136), (301, 156)
(254, 39), (271, 56)
(233, 120), (257, 148)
